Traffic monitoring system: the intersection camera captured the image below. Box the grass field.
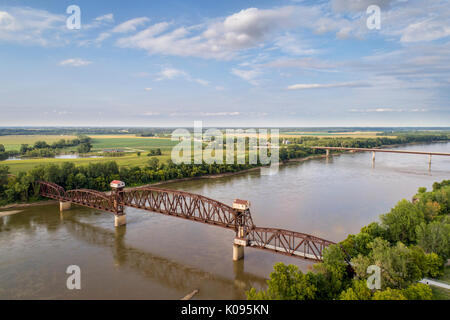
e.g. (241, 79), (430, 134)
(280, 131), (396, 138)
(3, 153), (172, 174)
(89, 135), (178, 152)
(0, 135), (77, 151)
(0, 134), (177, 174)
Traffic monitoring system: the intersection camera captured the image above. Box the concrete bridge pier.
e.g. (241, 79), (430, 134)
(429, 154), (432, 170)
(114, 214), (127, 227)
(59, 201), (71, 211)
(372, 151), (376, 167)
(233, 243), (245, 261)
(326, 149), (330, 157)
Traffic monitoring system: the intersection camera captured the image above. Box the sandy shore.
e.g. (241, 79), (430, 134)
(0, 200), (57, 210)
(0, 210), (23, 217)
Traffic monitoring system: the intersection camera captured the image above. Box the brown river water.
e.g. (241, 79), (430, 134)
(1, 142), (449, 299)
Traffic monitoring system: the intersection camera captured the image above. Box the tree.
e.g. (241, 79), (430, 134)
(416, 219), (450, 260)
(372, 288), (407, 300)
(147, 157), (160, 170)
(380, 199), (425, 244)
(0, 144), (5, 152)
(77, 143), (92, 154)
(352, 238), (423, 290)
(20, 144), (29, 154)
(34, 141), (49, 149)
(246, 263), (317, 300)
(0, 165), (9, 193)
(402, 283), (433, 300)
(339, 280), (372, 300)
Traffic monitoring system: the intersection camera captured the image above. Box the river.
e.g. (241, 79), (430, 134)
(0, 142), (449, 299)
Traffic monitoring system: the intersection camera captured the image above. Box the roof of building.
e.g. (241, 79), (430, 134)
(234, 199), (249, 205)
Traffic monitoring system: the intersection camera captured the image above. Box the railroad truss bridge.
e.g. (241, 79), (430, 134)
(37, 180), (334, 262)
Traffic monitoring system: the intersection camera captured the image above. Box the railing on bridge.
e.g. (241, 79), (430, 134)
(36, 180), (334, 262)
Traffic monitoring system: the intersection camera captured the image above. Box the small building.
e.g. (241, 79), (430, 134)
(233, 199), (250, 211)
(110, 180), (125, 189)
(103, 148), (125, 153)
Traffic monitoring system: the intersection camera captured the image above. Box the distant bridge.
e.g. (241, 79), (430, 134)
(311, 146), (450, 168)
(37, 181), (334, 262)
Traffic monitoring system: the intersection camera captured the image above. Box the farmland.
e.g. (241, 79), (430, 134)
(0, 134), (177, 174)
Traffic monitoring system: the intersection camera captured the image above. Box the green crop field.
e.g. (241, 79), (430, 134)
(0, 134), (178, 174)
(90, 135), (178, 152)
(3, 153), (172, 175)
(0, 135), (77, 151)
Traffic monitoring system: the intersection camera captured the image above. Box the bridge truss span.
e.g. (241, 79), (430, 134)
(121, 187), (253, 231)
(246, 227), (334, 261)
(65, 189), (116, 213)
(36, 181), (334, 262)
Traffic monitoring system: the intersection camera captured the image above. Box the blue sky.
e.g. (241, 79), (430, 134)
(0, 0), (449, 127)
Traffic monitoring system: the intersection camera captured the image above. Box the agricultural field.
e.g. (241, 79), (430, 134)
(0, 134), (177, 174)
(0, 135), (77, 151)
(280, 131), (395, 138)
(89, 135), (178, 152)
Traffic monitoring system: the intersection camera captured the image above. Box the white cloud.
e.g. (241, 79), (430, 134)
(0, 7), (66, 46)
(401, 18), (450, 43)
(112, 17), (150, 33)
(95, 14), (114, 23)
(59, 58), (92, 67)
(231, 68), (261, 84)
(156, 67), (187, 80)
(155, 67), (209, 86)
(287, 82), (370, 90)
(144, 87), (152, 91)
(200, 112), (240, 116)
(115, 6), (355, 60)
(331, 0), (395, 13)
(143, 111), (160, 116)
(349, 108), (429, 113)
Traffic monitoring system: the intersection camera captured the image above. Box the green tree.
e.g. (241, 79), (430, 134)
(147, 157), (160, 170)
(416, 219), (450, 260)
(77, 143), (92, 154)
(246, 263), (317, 300)
(339, 280), (373, 300)
(352, 238), (422, 289)
(372, 288), (407, 300)
(0, 144), (5, 152)
(402, 283), (433, 300)
(380, 199), (425, 244)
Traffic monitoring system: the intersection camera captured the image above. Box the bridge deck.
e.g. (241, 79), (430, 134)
(311, 146), (450, 156)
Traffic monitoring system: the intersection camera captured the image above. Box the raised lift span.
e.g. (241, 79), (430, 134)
(37, 180), (334, 262)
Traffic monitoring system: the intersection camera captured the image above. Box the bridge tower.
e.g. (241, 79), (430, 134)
(232, 199), (251, 261)
(111, 180), (126, 227)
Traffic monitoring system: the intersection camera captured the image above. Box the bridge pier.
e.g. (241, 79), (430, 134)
(114, 214), (127, 227)
(429, 154), (432, 170)
(59, 201), (71, 211)
(326, 149), (330, 157)
(233, 244), (245, 261)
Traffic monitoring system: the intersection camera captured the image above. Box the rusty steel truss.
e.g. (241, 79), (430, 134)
(37, 181), (334, 261)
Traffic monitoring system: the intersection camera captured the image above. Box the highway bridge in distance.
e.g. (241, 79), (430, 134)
(311, 146), (450, 169)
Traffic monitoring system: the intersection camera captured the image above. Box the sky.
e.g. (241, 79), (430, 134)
(0, 0), (449, 127)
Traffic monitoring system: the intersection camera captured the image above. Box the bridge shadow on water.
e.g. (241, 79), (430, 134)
(61, 211), (268, 299)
